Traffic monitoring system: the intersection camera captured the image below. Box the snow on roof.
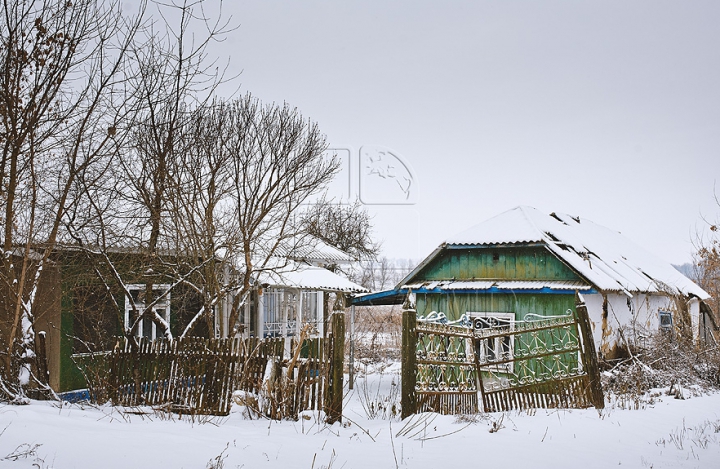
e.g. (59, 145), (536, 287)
(439, 206), (708, 299)
(405, 280), (593, 292)
(275, 236), (355, 264)
(258, 260), (368, 293)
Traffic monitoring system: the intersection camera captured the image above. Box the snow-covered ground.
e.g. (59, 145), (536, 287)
(1, 363), (719, 469)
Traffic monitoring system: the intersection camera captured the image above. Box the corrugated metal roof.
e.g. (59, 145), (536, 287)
(275, 236), (355, 264)
(434, 206), (708, 299)
(404, 280), (593, 291)
(258, 261), (368, 293)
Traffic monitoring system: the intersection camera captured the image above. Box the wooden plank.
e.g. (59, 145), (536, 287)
(326, 313), (345, 424)
(401, 310), (418, 419)
(575, 293), (604, 409)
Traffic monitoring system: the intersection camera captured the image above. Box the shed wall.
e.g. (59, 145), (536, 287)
(583, 292), (678, 358)
(417, 292), (577, 323)
(417, 247), (581, 281)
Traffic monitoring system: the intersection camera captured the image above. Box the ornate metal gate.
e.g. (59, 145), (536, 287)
(402, 318), (479, 417)
(402, 294), (603, 417)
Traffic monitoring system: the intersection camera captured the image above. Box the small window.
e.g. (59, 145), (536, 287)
(124, 284), (171, 340)
(659, 311), (673, 331)
(469, 312), (515, 372)
(262, 288), (284, 338)
(301, 290), (323, 334)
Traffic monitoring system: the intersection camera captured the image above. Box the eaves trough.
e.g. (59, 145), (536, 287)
(351, 280), (596, 307)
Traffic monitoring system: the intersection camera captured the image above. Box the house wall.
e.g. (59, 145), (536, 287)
(412, 245), (581, 326)
(417, 292), (577, 323)
(55, 251), (209, 392)
(418, 246), (581, 281)
(31, 263), (63, 391)
(689, 297), (701, 339)
(582, 292), (699, 358)
(408, 244), (708, 357)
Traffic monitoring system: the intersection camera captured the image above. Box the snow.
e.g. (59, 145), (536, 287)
(442, 206), (708, 299)
(1, 368), (719, 469)
(258, 260), (368, 293)
(276, 237), (357, 265)
(404, 279), (593, 292)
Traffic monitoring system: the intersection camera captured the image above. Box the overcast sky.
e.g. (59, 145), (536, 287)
(167, 1), (720, 264)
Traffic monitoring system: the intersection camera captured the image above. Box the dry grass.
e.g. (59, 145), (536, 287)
(602, 332), (720, 409)
(349, 305), (403, 365)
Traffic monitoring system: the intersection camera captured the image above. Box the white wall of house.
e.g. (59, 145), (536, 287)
(689, 297), (701, 338)
(583, 292), (702, 356)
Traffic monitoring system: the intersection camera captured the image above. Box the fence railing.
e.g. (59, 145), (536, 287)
(75, 313), (346, 418)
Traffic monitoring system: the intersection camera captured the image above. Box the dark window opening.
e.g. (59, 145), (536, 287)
(659, 311), (672, 331)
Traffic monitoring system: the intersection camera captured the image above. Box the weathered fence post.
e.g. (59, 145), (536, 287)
(575, 292), (605, 409)
(349, 304), (355, 390)
(401, 308), (418, 419)
(109, 338), (122, 405)
(35, 331), (51, 395)
(326, 312), (345, 423)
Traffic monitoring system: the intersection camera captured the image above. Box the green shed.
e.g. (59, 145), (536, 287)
(353, 206), (715, 357)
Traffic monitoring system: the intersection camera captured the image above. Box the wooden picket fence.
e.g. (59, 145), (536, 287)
(90, 314), (345, 417)
(107, 337), (270, 415)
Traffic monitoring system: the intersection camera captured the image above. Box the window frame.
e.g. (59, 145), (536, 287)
(124, 284), (171, 340)
(659, 310), (673, 332)
(262, 288), (284, 338)
(301, 290), (324, 335)
(468, 311), (515, 373)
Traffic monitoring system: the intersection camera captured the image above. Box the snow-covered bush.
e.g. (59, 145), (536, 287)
(602, 331), (720, 408)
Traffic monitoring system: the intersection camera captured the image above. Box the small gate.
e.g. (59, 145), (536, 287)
(402, 294), (603, 417)
(401, 314), (479, 418)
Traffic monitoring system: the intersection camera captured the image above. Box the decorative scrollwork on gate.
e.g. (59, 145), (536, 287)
(473, 311), (594, 411)
(402, 298), (604, 417)
(413, 322), (478, 413)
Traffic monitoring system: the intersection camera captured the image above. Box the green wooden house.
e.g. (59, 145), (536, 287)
(29, 247), (208, 393)
(30, 239), (364, 394)
(353, 206), (715, 358)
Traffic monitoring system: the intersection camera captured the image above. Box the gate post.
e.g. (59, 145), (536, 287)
(35, 331), (51, 396)
(401, 309), (417, 419)
(326, 312), (345, 424)
(575, 292), (604, 409)
(349, 304), (355, 390)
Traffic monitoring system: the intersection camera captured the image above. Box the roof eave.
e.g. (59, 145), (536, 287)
(351, 289), (408, 306)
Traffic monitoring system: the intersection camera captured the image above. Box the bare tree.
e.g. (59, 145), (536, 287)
(300, 197), (381, 262)
(61, 0), (235, 352)
(0, 0), (145, 401)
(0, 0), (339, 403)
(223, 95), (339, 337)
(693, 200), (720, 340)
(350, 256), (416, 291)
(166, 99), (237, 337)
(110, 0), (233, 341)
(82, 92), (338, 341)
